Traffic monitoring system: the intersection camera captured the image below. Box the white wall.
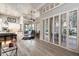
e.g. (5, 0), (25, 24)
(0, 15), (20, 33)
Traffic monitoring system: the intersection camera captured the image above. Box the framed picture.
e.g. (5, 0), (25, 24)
(7, 17), (16, 23)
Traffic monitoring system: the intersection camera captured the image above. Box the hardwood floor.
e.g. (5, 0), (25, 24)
(17, 38), (79, 56)
(0, 32), (78, 56)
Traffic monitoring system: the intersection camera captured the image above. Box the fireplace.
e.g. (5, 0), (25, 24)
(0, 33), (17, 56)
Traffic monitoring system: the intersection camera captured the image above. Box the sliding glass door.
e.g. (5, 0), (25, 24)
(69, 10), (77, 49)
(61, 13), (67, 47)
(54, 15), (59, 44)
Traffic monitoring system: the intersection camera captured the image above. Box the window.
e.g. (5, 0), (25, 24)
(50, 17), (53, 43)
(46, 5), (49, 11)
(50, 3), (54, 9)
(0, 18), (2, 31)
(24, 24), (28, 32)
(46, 19), (48, 32)
(42, 8), (45, 13)
(69, 10), (77, 49)
(40, 8), (43, 14)
(40, 8), (42, 14)
(43, 20), (45, 40)
(43, 19), (49, 41)
(40, 3), (61, 15)
(54, 3), (60, 7)
(61, 13), (67, 47)
(54, 15), (59, 44)
(31, 24), (35, 30)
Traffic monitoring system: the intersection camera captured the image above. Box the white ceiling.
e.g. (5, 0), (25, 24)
(0, 3), (44, 24)
(0, 3), (43, 17)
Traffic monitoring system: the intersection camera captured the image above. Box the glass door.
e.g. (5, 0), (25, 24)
(43, 19), (49, 41)
(31, 24), (35, 30)
(50, 17), (53, 43)
(24, 24), (29, 34)
(43, 20), (45, 40)
(54, 15), (59, 44)
(61, 13), (67, 47)
(69, 10), (77, 49)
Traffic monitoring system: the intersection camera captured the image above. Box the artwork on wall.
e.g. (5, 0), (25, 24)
(7, 17), (16, 23)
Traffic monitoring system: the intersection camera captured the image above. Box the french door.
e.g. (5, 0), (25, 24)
(50, 17), (53, 43)
(43, 19), (49, 41)
(54, 15), (59, 44)
(50, 10), (78, 51)
(61, 13), (67, 47)
(68, 10), (77, 49)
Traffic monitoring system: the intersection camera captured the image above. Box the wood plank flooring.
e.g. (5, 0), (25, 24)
(17, 38), (79, 56)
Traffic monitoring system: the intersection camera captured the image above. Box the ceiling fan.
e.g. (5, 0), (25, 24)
(23, 10), (40, 22)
